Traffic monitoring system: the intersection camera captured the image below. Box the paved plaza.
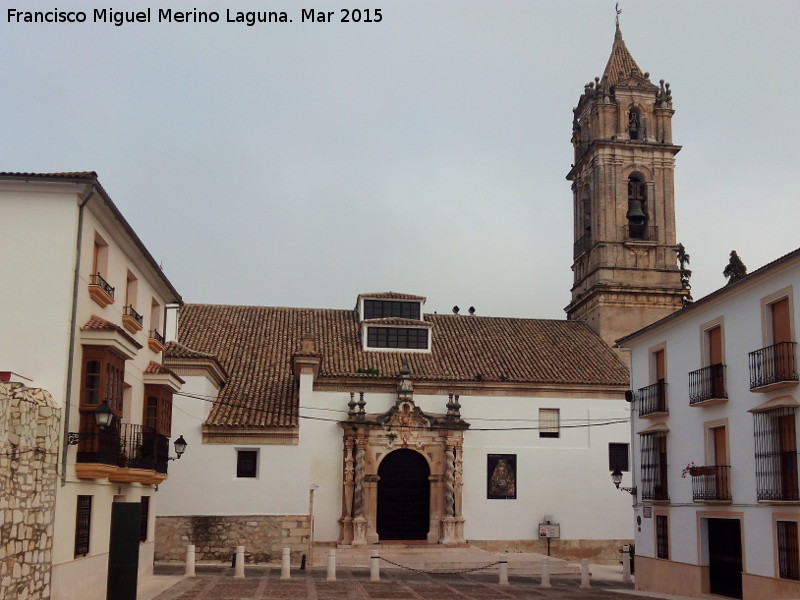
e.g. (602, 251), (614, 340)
(142, 565), (689, 600)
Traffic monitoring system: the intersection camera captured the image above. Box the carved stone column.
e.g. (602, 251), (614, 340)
(441, 443), (457, 544)
(453, 437), (466, 543)
(339, 438), (355, 544)
(351, 442), (367, 546)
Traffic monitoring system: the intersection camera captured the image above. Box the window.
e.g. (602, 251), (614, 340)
(639, 348), (667, 416)
(143, 385), (173, 437)
(88, 233), (114, 305)
(363, 300), (421, 320)
(125, 271), (138, 310)
(80, 346), (124, 413)
(366, 327), (428, 349)
(237, 450), (258, 478)
(754, 407), (798, 501)
(609, 443), (629, 472)
(778, 520), (800, 580)
(656, 514), (669, 559)
(74, 495), (92, 557)
(750, 294), (798, 389)
(539, 408), (560, 438)
(140, 496), (150, 542)
(640, 431), (668, 501)
(92, 232), (109, 278)
(626, 174), (648, 239)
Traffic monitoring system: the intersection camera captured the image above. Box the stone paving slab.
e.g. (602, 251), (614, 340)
(147, 567), (661, 600)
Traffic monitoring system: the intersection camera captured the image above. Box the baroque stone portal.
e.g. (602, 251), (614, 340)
(339, 366), (469, 545)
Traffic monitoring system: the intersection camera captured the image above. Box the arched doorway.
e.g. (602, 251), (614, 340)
(376, 449), (430, 540)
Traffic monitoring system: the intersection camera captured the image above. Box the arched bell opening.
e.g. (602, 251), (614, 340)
(376, 448), (431, 541)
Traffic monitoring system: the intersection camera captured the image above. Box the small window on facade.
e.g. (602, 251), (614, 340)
(143, 385), (173, 437)
(140, 496), (150, 542)
(539, 408), (560, 438)
(609, 443), (629, 472)
(363, 300), (421, 320)
(74, 495), (92, 557)
(366, 327), (428, 349)
(237, 450), (258, 478)
(778, 520), (800, 580)
(656, 515), (669, 559)
(641, 431), (669, 501)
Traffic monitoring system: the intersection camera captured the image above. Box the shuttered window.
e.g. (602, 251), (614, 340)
(74, 495), (92, 557)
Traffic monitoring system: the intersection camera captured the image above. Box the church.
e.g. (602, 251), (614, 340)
(155, 23), (686, 564)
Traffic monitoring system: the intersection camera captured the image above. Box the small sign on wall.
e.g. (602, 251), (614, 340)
(538, 523), (560, 539)
(487, 454), (517, 499)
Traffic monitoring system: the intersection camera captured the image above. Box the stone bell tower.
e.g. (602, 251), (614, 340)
(565, 22), (685, 348)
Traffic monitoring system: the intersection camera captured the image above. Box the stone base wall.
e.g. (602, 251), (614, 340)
(0, 382), (60, 600)
(156, 515), (311, 564)
(469, 538), (633, 564)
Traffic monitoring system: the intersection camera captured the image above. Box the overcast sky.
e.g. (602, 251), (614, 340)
(4, 1), (799, 318)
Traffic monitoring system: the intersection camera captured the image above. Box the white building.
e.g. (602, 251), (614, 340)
(0, 172), (183, 600)
(156, 294), (634, 562)
(618, 248), (800, 600)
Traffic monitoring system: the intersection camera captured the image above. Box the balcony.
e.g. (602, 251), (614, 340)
(573, 233), (592, 258)
(641, 483), (669, 502)
(148, 329), (166, 353)
(638, 381), (668, 417)
(622, 224), (658, 243)
(75, 423), (169, 484)
(88, 273), (115, 307)
(689, 364), (727, 405)
(749, 342), (798, 392)
(690, 465), (732, 502)
(122, 305), (144, 334)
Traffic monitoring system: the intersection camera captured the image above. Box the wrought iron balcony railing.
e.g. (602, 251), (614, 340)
(124, 304), (144, 326)
(690, 465), (732, 502)
(149, 329), (166, 345)
(89, 273), (115, 299)
(638, 380), (668, 417)
(76, 423), (169, 474)
(749, 342), (798, 390)
(573, 233), (592, 258)
(688, 364), (727, 404)
(756, 450), (799, 502)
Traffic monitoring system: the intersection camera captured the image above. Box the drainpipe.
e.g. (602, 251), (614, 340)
(61, 185), (96, 485)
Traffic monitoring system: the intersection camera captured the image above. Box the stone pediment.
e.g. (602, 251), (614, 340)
(614, 73), (658, 91)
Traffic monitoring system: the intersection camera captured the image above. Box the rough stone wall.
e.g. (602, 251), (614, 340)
(470, 538), (634, 565)
(0, 382), (61, 600)
(156, 515), (311, 564)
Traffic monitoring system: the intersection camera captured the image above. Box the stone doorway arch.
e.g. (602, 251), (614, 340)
(338, 366), (469, 545)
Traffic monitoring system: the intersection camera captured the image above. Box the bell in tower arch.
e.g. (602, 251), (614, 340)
(626, 199), (646, 225)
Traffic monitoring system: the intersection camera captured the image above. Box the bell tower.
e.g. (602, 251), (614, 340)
(565, 22), (685, 348)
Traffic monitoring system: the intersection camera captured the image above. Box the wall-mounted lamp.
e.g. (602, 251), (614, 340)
(168, 435), (188, 461)
(611, 467), (637, 496)
(67, 401), (115, 444)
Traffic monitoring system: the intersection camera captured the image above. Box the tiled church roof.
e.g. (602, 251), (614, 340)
(172, 303), (629, 429)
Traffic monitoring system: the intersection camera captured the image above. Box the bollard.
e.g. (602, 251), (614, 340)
(281, 547), (291, 580)
(622, 545), (632, 583)
(234, 545), (245, 578)
(370, 549), (380, 582)
(327, 549), (337, 582)
(185, 544), (196, 577)
(580, 558), (591, 589)
(498, 555), (509, 586)
(540, 556), (551, 588)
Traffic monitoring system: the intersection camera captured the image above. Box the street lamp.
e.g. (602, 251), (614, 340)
(67, 401), (115, 444)
(611, 467), (637, 496)
(168, 435), (188, 460)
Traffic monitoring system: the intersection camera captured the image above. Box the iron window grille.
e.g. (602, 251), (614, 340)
(778, 520), (800, 580)
(690, 465), (732, 502)
(237, 450), (258, 478)
(640, 431), (669, 501)
(74, 495), (92, 557)
(753, 407), (799, 501)
(656, 515), (669, 559)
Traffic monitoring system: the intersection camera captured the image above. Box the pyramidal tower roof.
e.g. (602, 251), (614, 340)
(601, 22), (642, 87)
